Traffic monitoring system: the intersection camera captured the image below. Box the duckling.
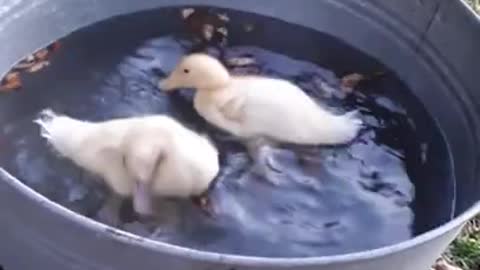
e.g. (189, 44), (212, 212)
(158, 53), (362, 178)
(121, 116), (219, 216)
(34, 109), (219, 221)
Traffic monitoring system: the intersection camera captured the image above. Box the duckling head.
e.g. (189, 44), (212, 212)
(159, 53), (231, 92)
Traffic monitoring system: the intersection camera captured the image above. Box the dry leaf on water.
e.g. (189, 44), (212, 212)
(13, 60), (36, 70)
(34, 49), (50, 61)
(340, 73), (365, 91)
(340, 71), (385, 93)
(192, 195), (214, 217)
(0, 72), (22, 92)
(217, 13), (230, 22)
(27, 61), (50, 73)
(181, 8), (229, 43)
(48, 41), (61, 52)
(14, 41), (60, 73)
(202, 24), (215, 41)
(181, 8), (195, 19)
(1, 40), (60, 93)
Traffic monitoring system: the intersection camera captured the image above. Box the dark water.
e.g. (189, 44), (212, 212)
(0, 7), (453, 257)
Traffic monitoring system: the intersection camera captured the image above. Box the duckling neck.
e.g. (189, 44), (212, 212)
(200, 76), (232, 92)
(194, 84), (234, 117)
(197, 84), (234, 101)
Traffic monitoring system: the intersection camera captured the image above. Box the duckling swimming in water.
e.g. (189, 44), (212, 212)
(35, 109), (219, 222)
(159, 53), (361, 180)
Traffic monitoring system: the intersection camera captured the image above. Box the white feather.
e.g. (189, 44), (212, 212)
(34, 109), (219, 199)
(161, 54), (362, 145)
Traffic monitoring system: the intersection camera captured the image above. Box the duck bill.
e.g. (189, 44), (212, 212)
(158, 75), (179, 92)
(132, 181), (153, 216)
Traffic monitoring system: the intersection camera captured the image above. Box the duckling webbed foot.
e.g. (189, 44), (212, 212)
(246, 138), (284, 184)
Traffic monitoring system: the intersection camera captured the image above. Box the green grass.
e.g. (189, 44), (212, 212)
(449, 237), (480, 270)
(449, 218), (480, 269)
(466, 0), (480, 12)
(446, 216), (480, 270)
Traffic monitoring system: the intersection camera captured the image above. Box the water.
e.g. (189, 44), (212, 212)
(0, 7), (452, 257)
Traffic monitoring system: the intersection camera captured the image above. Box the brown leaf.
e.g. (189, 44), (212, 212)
(48, 41), (61, 52)
(1, 40), (59, 93)
(27, 61), (49, 73)
(181, 8), (195, 19)
(34, 49), (50, 61)
(192, 195), (214, 217)
(217, 13), (230, 22)
(24, 54), (35, 62)
(432, 259), (463, 270)
(0, 72), (22, 92)
(340, 73), (365, 92)
(340, 71), (385, 92)
(216, 26), (228, 37)
(182, 8), (228, 43)
(14, 60), (36, 70)
(4, 72), (20, 81)
(202, 24), (215, 41)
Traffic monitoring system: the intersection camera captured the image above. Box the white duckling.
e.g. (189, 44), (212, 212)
(159, 53), (361, 176)
(34, 109), (219, 220)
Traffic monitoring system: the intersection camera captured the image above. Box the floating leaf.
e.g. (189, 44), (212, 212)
(340, 71), (385, 93)
(48, 41), (61, 52)
(27, 61), (49, 73)
(217, 13), (230, 22)
(181, 8), (229, 44)
(202, 24), (215, 41)
(181, 8), (195, 19)
(0, 72), (22, 92)
(1, 40), (60, 93)
(14, 60), (36, 70)
(192, 195), (214, 216)
(34, 49), (50, 61)
(340, 73), (365, 92)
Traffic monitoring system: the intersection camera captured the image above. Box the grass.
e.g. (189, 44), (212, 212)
(445, 215), (480, 270)
(449, 237), (480, 269)
(466, 0), (480, 12)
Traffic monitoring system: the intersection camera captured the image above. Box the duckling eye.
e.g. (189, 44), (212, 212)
(183, 68), (190, 74)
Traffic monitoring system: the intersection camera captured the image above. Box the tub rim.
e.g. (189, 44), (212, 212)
(1, 164), (478, 267)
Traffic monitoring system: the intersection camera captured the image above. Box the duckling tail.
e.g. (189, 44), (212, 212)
(34, 108), (92, 157)
(314, 110), (362, 145)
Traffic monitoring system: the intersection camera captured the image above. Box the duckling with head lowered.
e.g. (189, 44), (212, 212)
(35, 109), (220, 223)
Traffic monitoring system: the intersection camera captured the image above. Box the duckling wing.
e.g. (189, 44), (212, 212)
(238, 77), (360, 144)
(218, 94), (247, 122)
(239, 77), (319, 131)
